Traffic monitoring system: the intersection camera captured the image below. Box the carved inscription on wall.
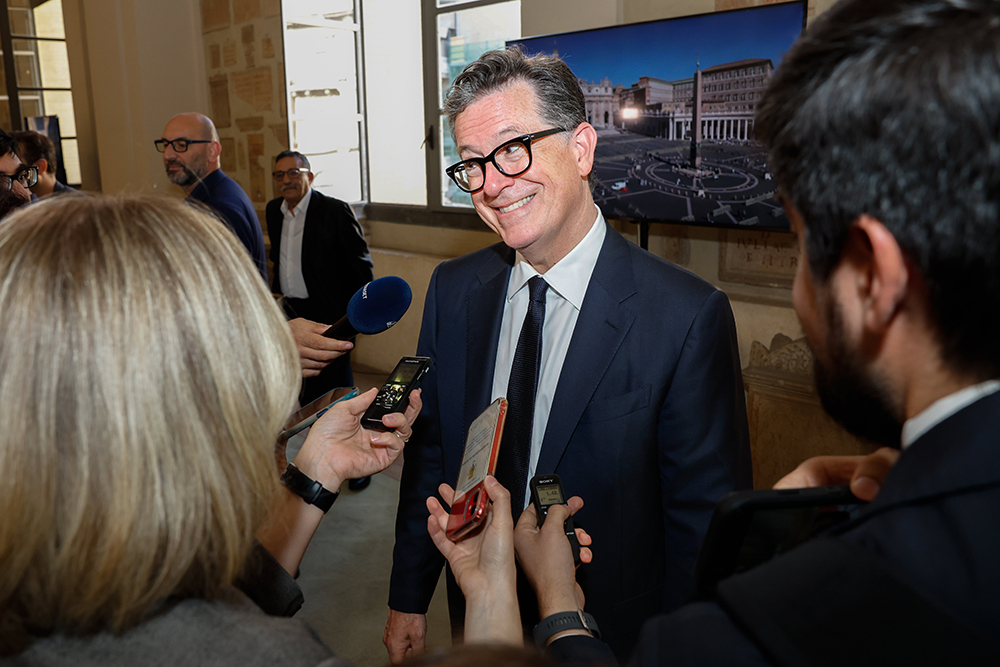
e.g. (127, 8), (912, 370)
(232, 68), (274, 111)
(209, 74), (232, 128)
(719, 229), (797, 288)
(743, 333), (878, 488)
(247, 134), (266, 203)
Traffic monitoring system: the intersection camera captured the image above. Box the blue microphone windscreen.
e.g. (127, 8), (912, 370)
(346, 276), (413, 335)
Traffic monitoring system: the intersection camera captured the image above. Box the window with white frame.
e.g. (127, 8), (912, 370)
(281, 0), (366, 203)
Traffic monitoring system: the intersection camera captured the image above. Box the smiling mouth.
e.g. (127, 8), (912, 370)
(498, 195), (534, 214)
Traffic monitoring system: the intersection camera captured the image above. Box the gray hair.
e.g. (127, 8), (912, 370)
(443, 47), (586, 138)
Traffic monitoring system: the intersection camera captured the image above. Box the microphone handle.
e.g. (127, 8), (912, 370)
(323, 314), (359, 340)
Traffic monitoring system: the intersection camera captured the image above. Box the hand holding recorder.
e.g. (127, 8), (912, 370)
(259, 386), (421, 578)
(514, 494), (592, 622)
(294, 386), (422, 493)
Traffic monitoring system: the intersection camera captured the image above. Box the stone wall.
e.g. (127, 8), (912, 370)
(200, 0), (289, 248)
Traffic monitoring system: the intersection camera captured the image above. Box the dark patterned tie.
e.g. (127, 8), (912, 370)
(496, 275), (548, 520)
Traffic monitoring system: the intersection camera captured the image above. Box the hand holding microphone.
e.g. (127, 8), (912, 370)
(289, 277), (413, 378)
(290, 318), (354, 378)
(323, 276), (412, 339)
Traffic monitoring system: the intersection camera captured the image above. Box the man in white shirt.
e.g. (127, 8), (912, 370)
(265, 150), (373, 406)
(384, 48), (751, 661)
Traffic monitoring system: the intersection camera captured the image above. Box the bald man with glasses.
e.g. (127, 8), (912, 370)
(156, 113), (267, 282)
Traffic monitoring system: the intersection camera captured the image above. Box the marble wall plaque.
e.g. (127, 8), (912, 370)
(236, 116), (264, 132)
(223, 41), (238, 67)
(202, 0), (230, 32)
(232, 68), (273, 111)
(209, 74), (232, 128)
(219, 137), (237, 173)
(234, 0), (262, 24)
(242, 25), (255, 68)
(247, 134), (266, 202)
(719, 229), (797, 288)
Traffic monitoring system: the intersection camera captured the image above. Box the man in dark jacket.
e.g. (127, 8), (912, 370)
(265, 150), (373, 403)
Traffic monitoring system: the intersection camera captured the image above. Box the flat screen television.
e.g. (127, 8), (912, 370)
(509, 1), (806, 232)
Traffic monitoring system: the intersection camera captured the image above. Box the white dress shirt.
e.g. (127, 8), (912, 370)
(279, 187), (312, 299)
(901, 379), (1000, 448)
(491, 206), (606, 506)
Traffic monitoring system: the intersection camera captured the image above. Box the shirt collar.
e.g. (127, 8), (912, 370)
(901, 379), (1000, 448)
(507, 205), (606, 310)
(280, 187), (313, 217)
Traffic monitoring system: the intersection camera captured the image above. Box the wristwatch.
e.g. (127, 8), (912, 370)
(533, 610), (601, 647)
(279, 463), (339, 513)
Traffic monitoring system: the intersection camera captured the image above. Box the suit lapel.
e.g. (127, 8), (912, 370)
(464, 245), (514, 433)
(536, 228), (637, 474)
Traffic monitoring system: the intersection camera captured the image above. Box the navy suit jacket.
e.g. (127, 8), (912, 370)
(188, 169), (267, 282)
(551, 390), (1000, 666)
(390, 224), (751, 656)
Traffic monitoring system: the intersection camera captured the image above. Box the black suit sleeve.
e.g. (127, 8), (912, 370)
(388, 264), (447, 613)
(545, 603), (771, 667)
(265, 199), (283, 295)
(301, 195), (373, 323)
(657, 289), (752, 612)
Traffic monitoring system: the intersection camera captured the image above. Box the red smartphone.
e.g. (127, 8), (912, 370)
(445, 398), (507, 541)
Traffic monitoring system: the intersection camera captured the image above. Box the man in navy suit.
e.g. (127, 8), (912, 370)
(265, 150), (373, 405)
(384, 48), (751, 661)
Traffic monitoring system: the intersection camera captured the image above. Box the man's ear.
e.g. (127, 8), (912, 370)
(209, 141), (222, 162)
(306, 171), (315, 187)
(34, 158), (48, 175)
(571, 122), (597, 179)
(850, 215), (908, 332)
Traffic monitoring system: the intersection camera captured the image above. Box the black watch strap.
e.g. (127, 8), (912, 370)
(280, 463), (339, 513)
(533, 610), (601, 647)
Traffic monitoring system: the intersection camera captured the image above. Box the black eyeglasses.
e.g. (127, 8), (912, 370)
(0, 165), (38, 190)
(445, 127), (567, 194)
(272, 168), (311, 180)
(154, 138), (212, 153)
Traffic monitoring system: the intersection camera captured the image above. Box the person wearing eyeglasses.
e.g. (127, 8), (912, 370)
(265, 151), (374, 442)
(156, 113), (267, 282)
(0, 130), (34, 216)
(384, 48), (750, 663)
(12, 130), (75, 198)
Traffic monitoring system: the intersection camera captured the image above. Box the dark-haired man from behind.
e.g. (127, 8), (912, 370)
(518, 0), (1000, 664)
(12, 130), (73, 198)
(157, 112), (267, 283)
(265, 150), (374, 406)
